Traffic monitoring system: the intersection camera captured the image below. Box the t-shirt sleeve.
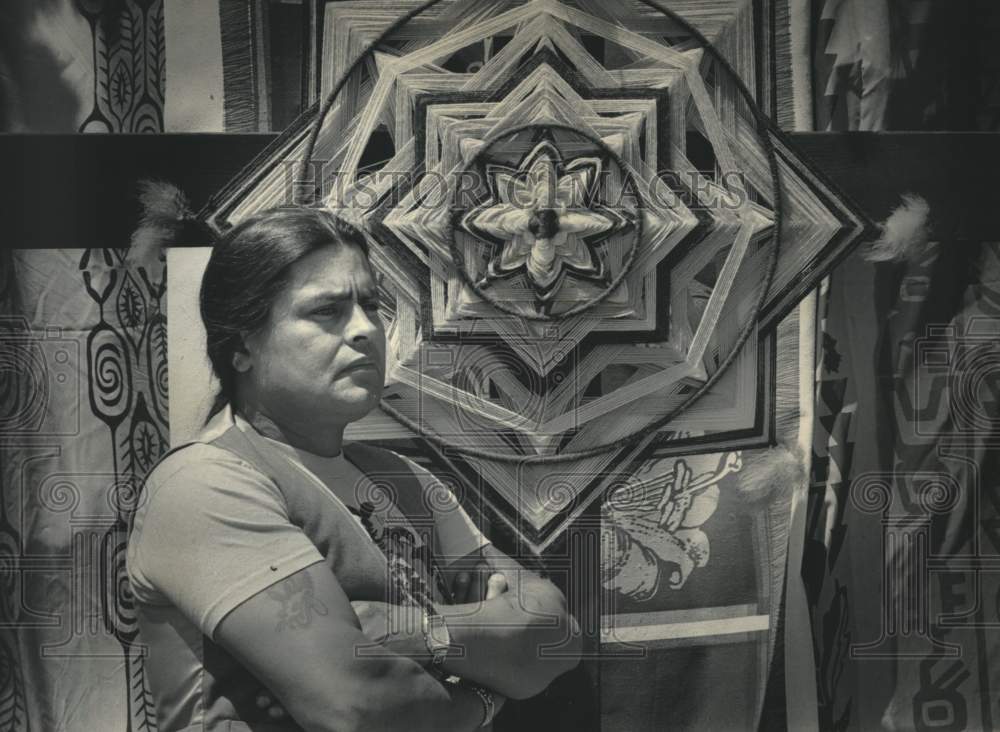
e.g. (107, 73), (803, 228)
(127, 445), (324, 639)
(397, 455), (490, 565)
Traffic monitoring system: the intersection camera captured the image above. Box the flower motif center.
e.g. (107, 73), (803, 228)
(528, 208), (561, 239)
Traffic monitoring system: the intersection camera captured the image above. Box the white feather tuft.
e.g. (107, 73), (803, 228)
(866, 193), (932, 263)
(732, 444), (806, 504)
(128, 180), (194, 266)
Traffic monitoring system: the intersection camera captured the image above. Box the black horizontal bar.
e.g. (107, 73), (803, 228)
(0, 132), (997, 250)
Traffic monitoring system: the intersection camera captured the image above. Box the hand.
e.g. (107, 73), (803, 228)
(484, 573), (507, 601)
(452, 565), (508, 604)
(254, 690), (288, 721)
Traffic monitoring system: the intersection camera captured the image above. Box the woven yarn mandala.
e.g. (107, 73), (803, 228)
(208, 0), (868, 546)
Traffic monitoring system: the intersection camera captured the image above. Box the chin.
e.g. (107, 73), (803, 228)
(334, 389), (383, 420)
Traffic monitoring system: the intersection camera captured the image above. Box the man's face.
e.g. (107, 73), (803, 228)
(243, 243), (387, 429)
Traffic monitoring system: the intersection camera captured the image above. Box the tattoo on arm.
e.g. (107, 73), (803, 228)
(266, 573), (329, 632)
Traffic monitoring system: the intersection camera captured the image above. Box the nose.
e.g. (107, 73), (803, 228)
(344, 300), (381, 345)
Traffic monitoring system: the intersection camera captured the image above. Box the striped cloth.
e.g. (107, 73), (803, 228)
(805, 2), (1000, 730)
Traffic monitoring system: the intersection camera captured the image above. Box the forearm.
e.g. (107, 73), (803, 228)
(362, 665), (488, 732)
(302, 655), (487, 732)
(353, 583), (577, 699)
(439, 574), (581, 699)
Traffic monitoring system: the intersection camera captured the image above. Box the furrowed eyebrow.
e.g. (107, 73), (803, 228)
(301, 288), (378, 306)
(300, 291), (353, 307)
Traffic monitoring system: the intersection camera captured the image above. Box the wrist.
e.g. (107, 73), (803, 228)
(379, 604), (430, 661)
(467, 684), (500, 728)
(421, 607), (451, 667)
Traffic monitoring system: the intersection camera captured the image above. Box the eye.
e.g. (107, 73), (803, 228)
(362, 299), (381, 313)
(311, 303), (344, 317)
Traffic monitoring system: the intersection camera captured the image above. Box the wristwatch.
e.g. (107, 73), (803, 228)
(421, 608), (451, 666)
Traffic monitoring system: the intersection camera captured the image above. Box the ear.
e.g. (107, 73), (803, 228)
(232, 348), (252, 373)
(231, 332), (255, 373)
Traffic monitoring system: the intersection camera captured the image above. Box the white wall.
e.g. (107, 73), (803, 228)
(167, 247), (216, 445)
(165, 0), (224, 132)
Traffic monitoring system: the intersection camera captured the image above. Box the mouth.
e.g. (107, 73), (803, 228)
(338, 361), (380, 377)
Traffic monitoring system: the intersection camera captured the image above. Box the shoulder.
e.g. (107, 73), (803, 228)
(141, 442), (280, 510)
(146, 442), (260, 485)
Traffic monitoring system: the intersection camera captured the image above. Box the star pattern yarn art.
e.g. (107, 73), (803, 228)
(205, 0), (869, 548)
(459, 138), (633, 310)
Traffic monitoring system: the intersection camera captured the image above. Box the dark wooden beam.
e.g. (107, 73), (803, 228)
(0, 132), (997, 250)
(789, 132), (1000, 242)
(0, 134), (275, 250)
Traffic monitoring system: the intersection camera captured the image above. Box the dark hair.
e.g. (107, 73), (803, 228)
(199, 207), (370, 419)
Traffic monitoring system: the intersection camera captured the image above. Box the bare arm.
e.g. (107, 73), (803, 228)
(442, 543), (582, 699)
(358, 544), (582, 700)
(214, 562), (490, 732)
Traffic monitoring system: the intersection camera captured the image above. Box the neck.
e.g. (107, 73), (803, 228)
(235, 397), (346, 457)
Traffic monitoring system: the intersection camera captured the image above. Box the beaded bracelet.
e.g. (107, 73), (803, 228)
(469, 684), (496, 727)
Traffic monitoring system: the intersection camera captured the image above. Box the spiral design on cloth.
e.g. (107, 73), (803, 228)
(87, 324), (133, 425)
(101, 530), (140, 643)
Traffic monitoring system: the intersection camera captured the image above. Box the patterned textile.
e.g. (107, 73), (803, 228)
(805, 254), (884, 730)
(806, 3), (1000, 729)
(806, 241), (1000, 732)
(77, 0), (166, 133)
(0, 249), (166, 730)
(0, 0), (165, 133)
(813, 0), (1000, 132)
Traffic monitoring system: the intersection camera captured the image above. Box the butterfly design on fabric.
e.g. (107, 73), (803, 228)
(602, 452), (743, 601)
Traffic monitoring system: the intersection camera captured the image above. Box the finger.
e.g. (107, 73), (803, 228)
(268, 706), (286, 720)
(473, 564), (489, 602)
(453, 571), (472, 603)
(485, 573), (507, 600)
(256, 695), (270, 709)
(474, 562), (493, 601)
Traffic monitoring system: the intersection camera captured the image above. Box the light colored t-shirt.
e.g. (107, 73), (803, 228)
(126, 405), (488, 731)
(253, 421), (486, 572)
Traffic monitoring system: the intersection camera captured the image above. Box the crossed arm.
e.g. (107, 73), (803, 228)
(215, 544), (581, 732)
(353, 544), (582, 699)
